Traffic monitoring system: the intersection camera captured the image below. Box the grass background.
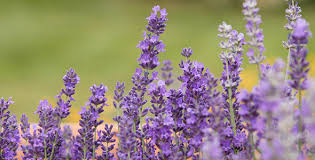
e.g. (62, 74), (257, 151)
(0, 0), (314, 122)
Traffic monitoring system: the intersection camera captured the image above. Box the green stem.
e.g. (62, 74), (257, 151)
(249, 132), (256, 160)
(49, 120), (61, 160)
(256, 63), (261, 79)
(83, 135), (87, 160)
(93, 127), (97, 160)
(116, 107), (121, 150)
(133, 120), (137, 153)
(43, 116), (48, 160)
(174, 120), (179, 148)
(298, 88), (303, 152)
(285, 50), (291, 82)
(225, 61), (237, 135)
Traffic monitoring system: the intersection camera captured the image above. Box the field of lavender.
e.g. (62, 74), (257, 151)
(1, 0), (315, 159)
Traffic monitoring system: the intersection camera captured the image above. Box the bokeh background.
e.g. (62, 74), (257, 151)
(0, 0), (314, 123)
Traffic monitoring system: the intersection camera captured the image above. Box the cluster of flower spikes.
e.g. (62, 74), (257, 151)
(137, 5), (167, 70)
(20, 68), (79, 160)
(1, 2), (315, 160)
(73, 83), (115, 160)
(0, 97), (19, 160)
(118, 67), (158, 159)
(242, 0), (265, 65)
(283, 0), (302, 81)
(177, 47), (222, 159)
(217, 21), (249, 158)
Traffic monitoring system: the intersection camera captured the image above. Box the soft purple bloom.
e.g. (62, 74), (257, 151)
(97, 124), (116, 160)
(56, 68), (80, 119)
(160, 60), (174, 86)
(289, 18), (311, 91)
(243, 0), (265, 64)
(146, 5), (168, 35)
(0, 97), (19, 160)
(137, 5), (168, 70)
(181, 47), (193, 58)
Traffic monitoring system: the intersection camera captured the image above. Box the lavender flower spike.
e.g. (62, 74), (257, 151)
(288, 18), (312, 153)
(283, 0), (302, 81)
(137, 5), (168, 70)
(243, 0), (265, 69)
(181, 47), (193, 58)
(161, 60), (174, 86)
(218, 21), (245, 135)
(0, 97), (19, 160)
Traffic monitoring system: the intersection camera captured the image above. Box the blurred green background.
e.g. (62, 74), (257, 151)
(0, 0), (314, 122)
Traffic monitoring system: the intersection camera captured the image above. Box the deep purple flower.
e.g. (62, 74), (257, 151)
(56, 68), (80, 119)
(112, 81), (125, 149)
(89, 83), (108, 107)
(137, 5), (168, 70)
(177, 50), (221, 158)
(146, 5), (168, 35)
(72, 106), (96, 160)
(0, 97), (19, 160)
(73, 83), (108, 159)
(243, 0), (265, 64)
(117, 117), (137, 159)
(97, 124), (116, 160)
(181, 47), (193, 58)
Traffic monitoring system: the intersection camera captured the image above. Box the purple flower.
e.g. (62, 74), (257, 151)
(72, 106), (96, 160)
(56, 68), (80, 119)
(97, 124), (116, 160)
(161, 60), (174, 86)
(146, 5), (168, 35)
(137, 5), (168, 70)
(0, 97), (19, 160)
(289, 18), (311, 91)
(243, 0), (265, 64)
(218, 22), (245, 135)
(117, 117), (137, 159)
(181, 47), (193, 58)
(284, 1), (302, 31)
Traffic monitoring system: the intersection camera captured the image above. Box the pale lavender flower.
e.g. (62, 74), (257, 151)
(161, 60), (174, 86)
(243, 0), (265, 64)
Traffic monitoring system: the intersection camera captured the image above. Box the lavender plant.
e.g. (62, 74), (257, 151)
(0, 1), (314, 160)
(243, 0), (265, 75)
(0, 98), (19, 160)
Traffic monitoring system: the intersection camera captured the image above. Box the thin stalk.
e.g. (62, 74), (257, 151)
(93, 128), (97, 160)
(49, 119), (61, 160)
(298, 88), (303, 152)
(225, 61), (237, 135)
(116, 107), (121, 149)
(285, 50), (291, 82)
(44, 137), (47, 160)
(43, 116), (48, 160)
(128, 151), (131, 160)
(139, 108), (145, 154)
(184, 143), (187, 160)
(174, 118), (179, 148)
(249, 132), (257, 160)
(133, 119), (137, 153)
(83, 134), (87, 160)
(256, 63), (261, 79)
